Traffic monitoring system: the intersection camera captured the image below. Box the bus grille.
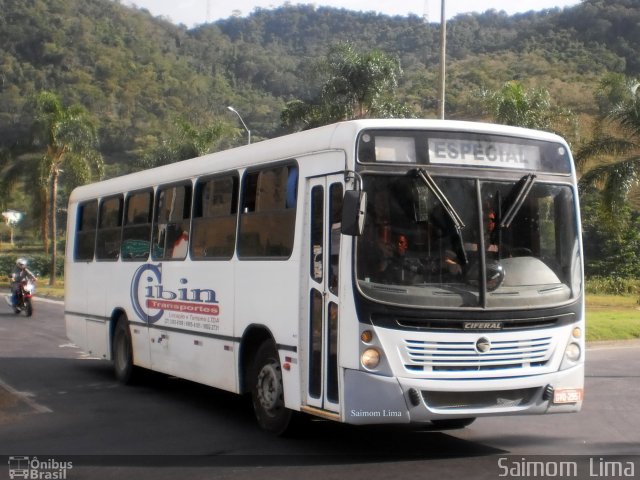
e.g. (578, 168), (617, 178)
(403, 336), (553, 372)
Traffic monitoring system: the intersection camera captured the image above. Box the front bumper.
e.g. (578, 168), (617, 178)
(342, 364), (583, 425)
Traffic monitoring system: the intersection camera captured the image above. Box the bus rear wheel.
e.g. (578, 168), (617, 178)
(250, 340), (292, 435)
(113, 317), (136, 384)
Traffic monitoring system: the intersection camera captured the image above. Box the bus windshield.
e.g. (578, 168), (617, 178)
(356, 173), (580, 309)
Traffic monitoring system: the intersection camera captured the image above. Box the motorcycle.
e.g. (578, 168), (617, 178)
(6, 276), (35, 317)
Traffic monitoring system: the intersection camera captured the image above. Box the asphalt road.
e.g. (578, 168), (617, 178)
(0, 296), (638, 479)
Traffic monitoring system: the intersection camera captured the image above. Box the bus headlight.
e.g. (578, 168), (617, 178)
(361, 348), (381, 369)
(564, 342), (581, 362)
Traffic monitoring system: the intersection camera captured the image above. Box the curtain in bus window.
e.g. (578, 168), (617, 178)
(191, 175), (238, 260)
(238, 164), (297, 258)
(152, 184), (192, 261)
(95, 196), (123, 261)
(75, 200), (98, 261)
(121, 190), (153, 260)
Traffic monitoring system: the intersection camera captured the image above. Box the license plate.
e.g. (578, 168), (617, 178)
(553, 388), (583, 404)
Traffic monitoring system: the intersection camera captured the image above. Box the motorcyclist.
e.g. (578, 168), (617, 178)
(10, 258), (37, 306)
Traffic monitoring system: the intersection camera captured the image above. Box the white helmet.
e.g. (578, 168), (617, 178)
(16, 258), (27, 268)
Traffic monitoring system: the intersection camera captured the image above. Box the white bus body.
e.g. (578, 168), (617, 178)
(65, 119), (584, 433)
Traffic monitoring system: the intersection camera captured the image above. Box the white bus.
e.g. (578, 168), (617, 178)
(65, 119), (584, 434)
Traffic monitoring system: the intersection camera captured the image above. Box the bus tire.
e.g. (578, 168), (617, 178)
(113, 317), (137, 385)
(430, 417), (476, 430)
(250, 340), (292, 435)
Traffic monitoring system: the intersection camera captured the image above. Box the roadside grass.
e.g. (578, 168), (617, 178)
(586, 295), (640, 341)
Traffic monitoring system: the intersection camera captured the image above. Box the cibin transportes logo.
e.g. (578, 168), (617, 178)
(131, 263), (220, 323)
(8, 456), (72, 479)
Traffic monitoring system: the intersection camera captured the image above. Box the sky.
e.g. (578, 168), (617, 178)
(124, 0), (583, 27)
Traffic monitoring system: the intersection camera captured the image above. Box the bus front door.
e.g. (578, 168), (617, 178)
(305, 175), (343, 415)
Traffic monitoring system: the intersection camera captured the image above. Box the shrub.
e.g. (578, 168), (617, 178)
(0, 254), (64, 278)
(585, 276), (640, 297)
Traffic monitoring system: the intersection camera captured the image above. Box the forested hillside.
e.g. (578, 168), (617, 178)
(1, 0), (639, 164)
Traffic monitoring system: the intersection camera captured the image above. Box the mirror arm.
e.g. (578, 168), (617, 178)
(344, 170), (363, 191)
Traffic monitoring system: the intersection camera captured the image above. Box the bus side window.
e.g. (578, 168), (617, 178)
(95, 195), (123, 261)
(238, 163), (297, 259)
(152, 183), (193, 261)
(121, 190), (153, 261)
(75, 200), (98, 261)
(191, 174), (239, 260)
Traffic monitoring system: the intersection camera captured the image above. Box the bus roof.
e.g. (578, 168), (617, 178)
(69, 119), (569, 203)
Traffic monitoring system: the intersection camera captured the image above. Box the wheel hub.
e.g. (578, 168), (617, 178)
(257, 362), (282, 412)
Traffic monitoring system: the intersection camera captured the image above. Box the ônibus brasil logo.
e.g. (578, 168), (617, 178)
(130, 263), (219, 323)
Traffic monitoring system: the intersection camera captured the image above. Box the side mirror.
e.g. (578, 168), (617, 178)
(341, 190), (367, 236)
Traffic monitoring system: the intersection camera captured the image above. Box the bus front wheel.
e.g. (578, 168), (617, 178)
(250, 340), (292, 435)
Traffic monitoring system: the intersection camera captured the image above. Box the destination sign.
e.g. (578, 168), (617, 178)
(428, 138), (541, 170)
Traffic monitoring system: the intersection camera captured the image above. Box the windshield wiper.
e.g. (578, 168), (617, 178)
(501, 173), (536, 229)
(414, 168), (467, 264)
(415, 169), (465, 231)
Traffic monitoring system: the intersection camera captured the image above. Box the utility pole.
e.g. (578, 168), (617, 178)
(438, 0), (446, 119)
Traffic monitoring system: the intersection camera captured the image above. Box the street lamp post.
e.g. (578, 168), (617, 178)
(227, 106), (251, 145)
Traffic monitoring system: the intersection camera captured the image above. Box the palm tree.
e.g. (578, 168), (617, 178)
(31, 91), (104, 285)
(576, 77), (640, 216)
(139, 117), (233, 169)
(1, 143), (49, 248)
(281, 43), (412, 131)
(480, 81), (573, 132)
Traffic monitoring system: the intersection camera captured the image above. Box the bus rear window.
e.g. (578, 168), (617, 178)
(75, 200), (98, 261)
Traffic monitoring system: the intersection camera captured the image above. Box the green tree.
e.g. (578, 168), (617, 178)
(0, 148), (44, 242)
(581, 188), (640, 278)
(0, 148), (17, 209)
(31, 91), (104, 285)
(576, 77), (640, 217)
(479, 81), (573, 132)
(139, 117), (234, 169)
(281, 42), (412, 131)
